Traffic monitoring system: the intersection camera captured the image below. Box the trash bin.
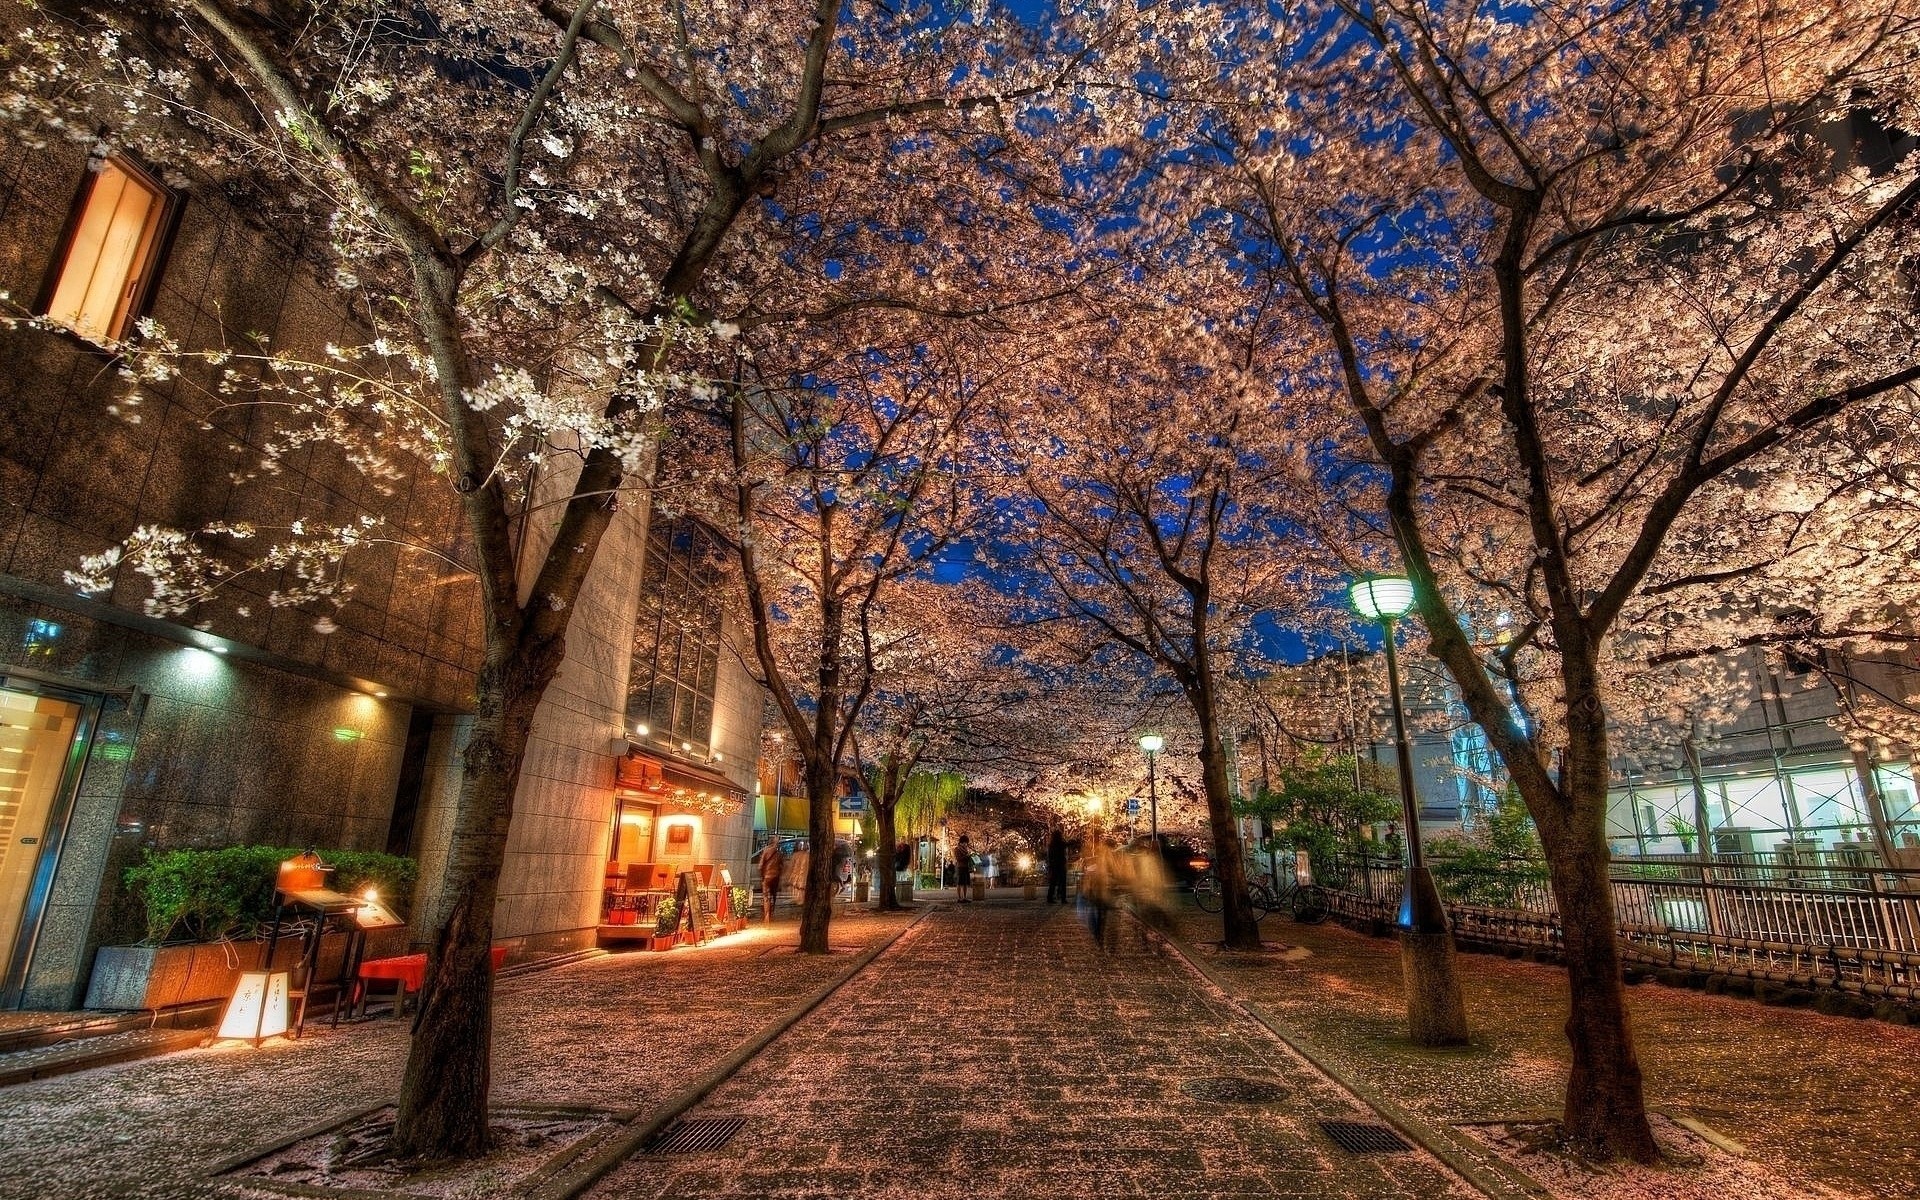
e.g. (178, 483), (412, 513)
(972, 879), (987, 902)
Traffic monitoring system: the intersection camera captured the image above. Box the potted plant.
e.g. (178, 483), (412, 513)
(650, 896), (679, 952)
(729, 885), (751, 932)
(1666, 816), (1698, 855)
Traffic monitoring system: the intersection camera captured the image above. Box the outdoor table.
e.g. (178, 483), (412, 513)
(356, 946), (508, 1017)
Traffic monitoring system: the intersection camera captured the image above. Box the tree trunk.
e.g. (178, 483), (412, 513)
(799, 753), (839, 953)
(1196, 706), (1262, 950)
(876, 797), (901, 910)
(1539, 700), (1659, 1163)
(391, 644), (556, 1159)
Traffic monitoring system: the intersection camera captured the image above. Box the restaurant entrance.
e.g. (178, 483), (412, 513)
(0, 688), (87, 1005)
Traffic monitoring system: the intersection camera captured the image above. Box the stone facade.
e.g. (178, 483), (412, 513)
(0, 130), (762, 1006)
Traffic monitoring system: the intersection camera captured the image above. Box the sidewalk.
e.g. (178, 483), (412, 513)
(1168, 906), (1920, 1199)
(587, 901), (1478, 1200)
(0, 910), (918, 1200)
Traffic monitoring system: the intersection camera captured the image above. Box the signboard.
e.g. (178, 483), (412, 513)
(837, 794), (869, 817)
(1125, 796), (1141, 816)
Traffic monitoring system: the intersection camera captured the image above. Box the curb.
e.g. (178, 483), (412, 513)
(0, 1027), (208, 1088)
(529, 907), (933, 1200)
(1158, 931), (1548, 1200)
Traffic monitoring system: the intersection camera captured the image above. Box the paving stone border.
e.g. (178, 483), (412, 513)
(1155, 925), (1548, 1200)
(531, 906), (932, 1200)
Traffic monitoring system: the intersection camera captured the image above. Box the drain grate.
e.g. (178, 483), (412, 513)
(1180, 1075), (1287, 1103)
(1319, 1120), (1413, 1154)
(642, 1116), (747, 1155)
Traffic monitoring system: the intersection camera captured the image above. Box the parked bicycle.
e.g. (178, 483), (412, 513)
(1191, 868), (1329, 923)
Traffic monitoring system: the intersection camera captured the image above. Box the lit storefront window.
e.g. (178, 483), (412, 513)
(44, 157), (174, 343)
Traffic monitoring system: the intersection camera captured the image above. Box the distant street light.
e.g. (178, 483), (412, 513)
(1138, 733), (1164, 840)
(1348, 574), (1469, 1047)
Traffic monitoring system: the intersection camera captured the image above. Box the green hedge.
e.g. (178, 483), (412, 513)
(124, 846), (417, 944)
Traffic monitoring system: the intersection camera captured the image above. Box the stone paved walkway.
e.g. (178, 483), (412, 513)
(0, 911), (917, 1200)
(588, 902), (1477, 1200)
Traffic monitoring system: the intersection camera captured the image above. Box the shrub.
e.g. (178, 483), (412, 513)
(124, 845), (417, 944)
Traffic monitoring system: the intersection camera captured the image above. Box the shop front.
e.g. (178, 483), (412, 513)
(600, 751), (752, 949)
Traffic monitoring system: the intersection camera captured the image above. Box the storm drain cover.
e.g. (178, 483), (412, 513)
(1319, 1120), (1413, 1154)
(643, 1116), (747, 1155)
(1180, 1075), (1287, 1103)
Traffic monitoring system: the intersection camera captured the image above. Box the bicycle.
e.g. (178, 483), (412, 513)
(1191, 869), (1329, 923)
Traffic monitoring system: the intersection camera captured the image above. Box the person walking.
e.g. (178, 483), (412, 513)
(1045, 823), (1069, 904)
(953, 834), (975, 904)
(758, 840), (785, 924)
(789, 843), (811, 908)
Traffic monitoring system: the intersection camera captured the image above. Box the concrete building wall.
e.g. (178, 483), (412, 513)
(0, 128), (472, 1005)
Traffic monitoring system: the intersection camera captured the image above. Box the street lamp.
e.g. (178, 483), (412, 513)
(1138, 733), (1164, 842)
(1348, 573), (1469, 1047)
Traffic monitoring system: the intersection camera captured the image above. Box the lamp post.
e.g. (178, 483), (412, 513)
(1348, 574), (1469, 1046)
(1138, 733), (1163, 842)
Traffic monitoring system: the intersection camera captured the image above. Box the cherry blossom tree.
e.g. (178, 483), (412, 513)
(5, 0), (1233, 1160)
(994, 281), (1341, 950)
(1199, 0), (1920, 1160)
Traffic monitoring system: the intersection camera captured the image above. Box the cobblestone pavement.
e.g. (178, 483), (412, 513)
(1168, 906), (1920, 1199)
(588, 901), (1478, 1200)
(0, 909), (916, 1200)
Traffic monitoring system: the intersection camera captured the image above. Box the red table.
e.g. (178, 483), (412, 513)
(356, 947), (508, 1017)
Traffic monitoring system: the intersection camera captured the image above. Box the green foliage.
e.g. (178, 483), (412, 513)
(894, 770), (965, 835)
(124, 845), (417, 945)
(1238, 750), (1399, 869)
(654, 895), (680, 935)
(1486, 785), (1544, 859)
(729, 885), (750, 918)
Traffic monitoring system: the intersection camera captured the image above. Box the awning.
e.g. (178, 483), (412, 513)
(617, 749), (749, 814)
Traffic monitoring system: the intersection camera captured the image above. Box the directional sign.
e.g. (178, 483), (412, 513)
(1125, 796), (1141, 816)
(837, 794), (869, 817)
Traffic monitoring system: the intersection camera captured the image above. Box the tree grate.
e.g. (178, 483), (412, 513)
(1319, 1120), (1413, 1154)
(1180, 1075), (1287, 1103)
(642, 1116), (748, 1155)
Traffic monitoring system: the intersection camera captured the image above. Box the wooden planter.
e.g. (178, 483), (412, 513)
(83, 926), (407, 1011)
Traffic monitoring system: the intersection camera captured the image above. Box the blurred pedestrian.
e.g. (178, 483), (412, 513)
(1077, 839), (1108, 943)
(893, 838), (912, 882)
(1125, 838), (1173, 945)
(790, 843), (811, 906)
(1045, 823), (1069, 904)
(757, 840), (785, 923)
(954, 834), (975, 903)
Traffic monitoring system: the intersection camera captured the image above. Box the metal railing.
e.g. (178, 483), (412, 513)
(1311, 853), (1920, 1003)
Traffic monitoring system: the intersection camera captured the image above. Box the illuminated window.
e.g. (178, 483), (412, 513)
(43, 157), (173, 343)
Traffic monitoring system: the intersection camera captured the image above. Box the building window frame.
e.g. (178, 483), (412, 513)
(627, 517), (726, 753)
(37, 152), (180, 345)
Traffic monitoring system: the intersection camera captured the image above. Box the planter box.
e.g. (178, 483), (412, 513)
(84, 927), (409, 1012)
(85, 942), (266, 1011)
(649, 934), (675, 952)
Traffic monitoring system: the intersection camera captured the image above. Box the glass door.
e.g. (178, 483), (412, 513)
(0, 690), (83, 992)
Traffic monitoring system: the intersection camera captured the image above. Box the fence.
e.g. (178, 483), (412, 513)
(1312, 853), (1920, 1004)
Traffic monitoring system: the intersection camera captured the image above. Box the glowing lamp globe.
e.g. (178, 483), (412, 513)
(1138, 733), (1164, 754)
(1349, 575), (1416, 621)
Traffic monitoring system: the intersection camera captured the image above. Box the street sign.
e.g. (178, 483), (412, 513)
(1125, 796), (1141, 816)
(837, 794), (869, 817)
